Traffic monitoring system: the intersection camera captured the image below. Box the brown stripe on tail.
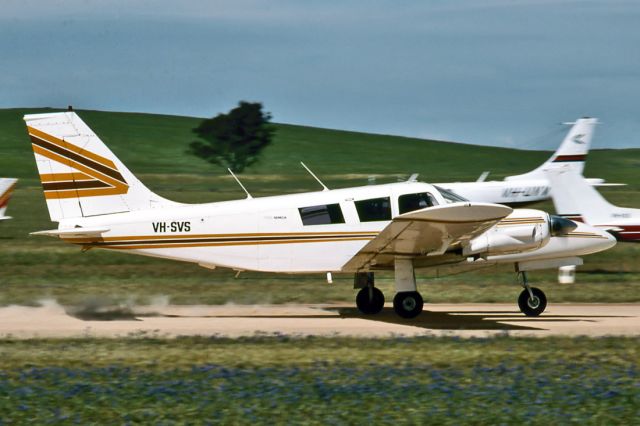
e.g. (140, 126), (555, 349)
(27, 126), (129, 199)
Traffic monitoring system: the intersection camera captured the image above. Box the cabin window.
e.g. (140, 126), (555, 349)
(355, 197), (392, 222)
(398, 192), (438, 214)
(298, 203), (345, 225)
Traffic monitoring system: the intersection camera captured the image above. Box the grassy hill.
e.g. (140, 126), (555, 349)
(1, 107), (639, 306)
(3, 107), (639, 194)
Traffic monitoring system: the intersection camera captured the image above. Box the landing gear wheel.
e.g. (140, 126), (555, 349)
(356, 287), (385, 315)
(393, 291), (424, 319)
(518, 287), (547, 317)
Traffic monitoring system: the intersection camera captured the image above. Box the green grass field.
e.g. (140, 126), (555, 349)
(1, 107), (639, 307)
(0, 336), (638, 424)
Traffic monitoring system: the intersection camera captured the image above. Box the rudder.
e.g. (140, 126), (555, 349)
(24, 111), (176, 222)
(506, 117), (597, 181)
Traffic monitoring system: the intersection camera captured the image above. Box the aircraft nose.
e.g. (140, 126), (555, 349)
(588, 225), (617, 251)
(600, 229), (617, 250)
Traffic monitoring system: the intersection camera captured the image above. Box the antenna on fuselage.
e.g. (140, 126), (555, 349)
(407, 173), (419, 182)
(227, 168), (253, 199)
(300, 162), (329, 191)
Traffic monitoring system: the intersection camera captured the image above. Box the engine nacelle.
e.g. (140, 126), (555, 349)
(463, 210), (552, 257)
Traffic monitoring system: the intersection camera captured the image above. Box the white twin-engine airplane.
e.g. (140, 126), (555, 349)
(0, 178), (18, 221)
(24, 112), (615, 319)
(439, 117), (606, 205)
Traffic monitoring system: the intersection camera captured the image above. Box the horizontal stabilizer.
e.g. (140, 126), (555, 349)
(31, 227), (110, 238)
(590, 182), (626, 187)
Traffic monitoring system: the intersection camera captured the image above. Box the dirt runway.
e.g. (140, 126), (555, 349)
(0, 302), (638, 338)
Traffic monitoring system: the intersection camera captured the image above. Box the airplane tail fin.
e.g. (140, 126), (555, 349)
(0, 178), (18, 220)
(24, 112), (177, 222)
(547, 169), (629, 225)
(506, 117), (597, 181)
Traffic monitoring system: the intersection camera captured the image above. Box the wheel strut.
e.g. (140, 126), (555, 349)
(518, 271), (535, 300)
(516, 270), (547, 317)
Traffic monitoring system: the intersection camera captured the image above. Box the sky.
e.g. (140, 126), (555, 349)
(1, 0), (639, 149)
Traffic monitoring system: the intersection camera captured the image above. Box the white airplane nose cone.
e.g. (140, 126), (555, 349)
(585, 226), (617, 253)
(569, 222), (617, 256)
(601, 230), (617, 250)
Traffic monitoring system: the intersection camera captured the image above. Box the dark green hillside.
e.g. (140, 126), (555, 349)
(2, 107), (637, 194)
(0, 108), (550, 183)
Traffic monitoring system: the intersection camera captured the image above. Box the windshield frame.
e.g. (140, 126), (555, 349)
(434, 185), (469, 204)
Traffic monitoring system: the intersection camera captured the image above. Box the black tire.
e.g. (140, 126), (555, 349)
(356, 287), (385, 315)
(393, 291), (424, 319)
(518, 287), (547, 317)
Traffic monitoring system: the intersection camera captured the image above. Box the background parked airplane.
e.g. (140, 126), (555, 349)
(24, 112), (615, 318)
(0, 178), (17, 221)
(439, 117), (604, 205)
(548, 169), (640, 242)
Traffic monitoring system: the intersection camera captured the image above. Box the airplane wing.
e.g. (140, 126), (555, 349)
(341, 203), (512, 272)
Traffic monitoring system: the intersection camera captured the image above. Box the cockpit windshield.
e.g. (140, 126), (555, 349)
(434, 185), (468, 204)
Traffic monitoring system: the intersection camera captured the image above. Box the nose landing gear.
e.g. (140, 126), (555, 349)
(517, 271), (547, 317)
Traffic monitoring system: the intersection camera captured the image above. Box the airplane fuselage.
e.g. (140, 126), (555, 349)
(441, 177), (605, 205)
(440, 179), (552, 205)
(59, 182), (614, 274)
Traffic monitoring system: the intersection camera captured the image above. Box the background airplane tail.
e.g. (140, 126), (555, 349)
(0, 178), (18, 220)
(24, 111), (177, 222)
(547, 169), (627, 225)
(506, 117), (597, 181)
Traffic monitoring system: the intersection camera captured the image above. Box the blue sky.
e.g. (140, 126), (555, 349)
(1, 0), (639, 149)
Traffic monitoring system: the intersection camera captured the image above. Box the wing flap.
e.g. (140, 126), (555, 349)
(342, 203), (512, 271)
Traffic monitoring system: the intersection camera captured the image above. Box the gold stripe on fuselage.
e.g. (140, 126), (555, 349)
(90, 237), (377, 250)
(63, 231), (380, 250)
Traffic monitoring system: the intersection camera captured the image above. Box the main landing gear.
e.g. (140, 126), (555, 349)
(355, 273), (385, 315)
(354, 258), (424, 319)
(392, 291), (423, 319)
(517, 271), (547, 317)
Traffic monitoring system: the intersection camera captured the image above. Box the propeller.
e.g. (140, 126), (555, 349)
(549, 215), (578, 236)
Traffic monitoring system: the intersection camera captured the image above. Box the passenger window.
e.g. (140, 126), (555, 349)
(355, 197), (392, 222)
(398, 192), (438, 214)
(298, 203), (345, 225)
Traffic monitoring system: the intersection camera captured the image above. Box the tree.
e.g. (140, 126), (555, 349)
(189, 101), (275, 173)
